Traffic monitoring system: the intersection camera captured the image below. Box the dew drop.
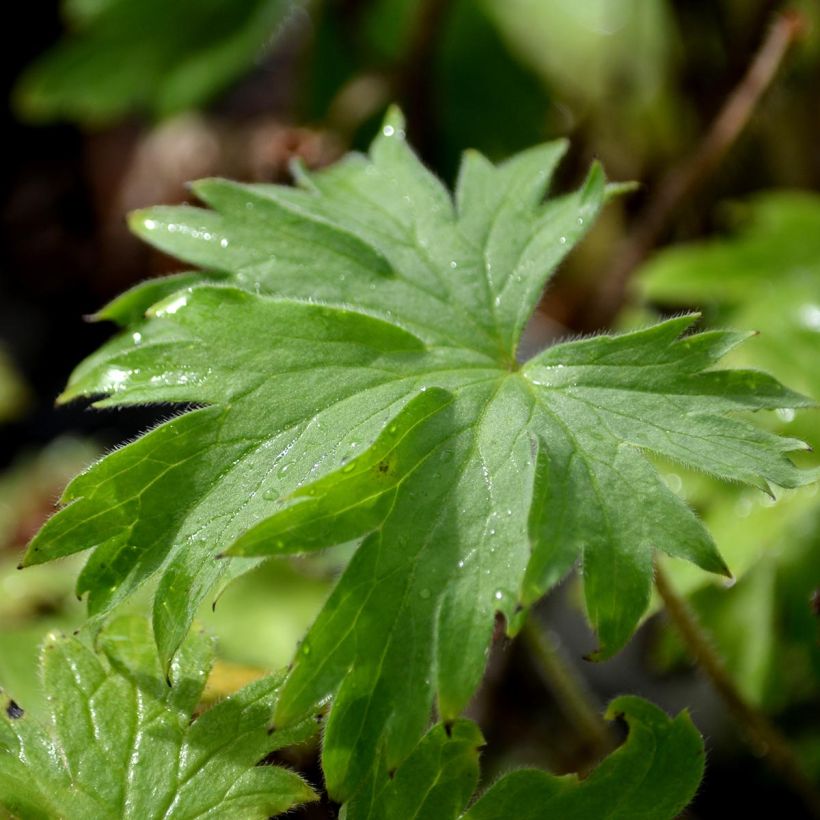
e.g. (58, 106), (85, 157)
(798, 303), (820, 332)
(663, 473), (683, 493)
(449, 260), (458, 269)
(219, 238), (229, 248)
(383, 125), (395, 137)
(107, 367), (131, 388)
(155, 294), (188, 317)
(419, 588), (431, 599)
(776, 408), (795, 423)
(131, 331), (142, 344)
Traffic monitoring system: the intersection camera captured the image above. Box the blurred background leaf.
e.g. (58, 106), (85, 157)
(15, 0), (304, 124)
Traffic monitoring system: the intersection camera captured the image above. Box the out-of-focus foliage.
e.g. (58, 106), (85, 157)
(637, 193), (820, 716)
(657, 520), (819, 711)
(0, 437), (99, 555)
(483, 0), (673, 109)
(641, 192), (820, 404)
(15, 0), (301, 124)
(0, 350), (28, 423)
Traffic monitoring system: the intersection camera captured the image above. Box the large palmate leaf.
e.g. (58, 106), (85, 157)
(344, 695), (704, 820)
(25, 109), (815, 799)
(15, 0), (299, 124)
(0, 615), (316, 819)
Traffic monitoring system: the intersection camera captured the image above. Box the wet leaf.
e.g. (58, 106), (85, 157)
(0, 616), (316, 819)
(25, 109), (815, 799)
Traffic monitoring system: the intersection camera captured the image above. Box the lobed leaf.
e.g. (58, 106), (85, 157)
(343, 695), (704, 820)
(25, 109), (815, 800)
(0, 615), (316, 819)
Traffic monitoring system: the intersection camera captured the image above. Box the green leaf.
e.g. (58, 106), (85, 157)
(26, 109), (814, 799)
(342, 719), (484, 820)
(343, 696), (704, 820)
(464, 697), (703, 820)
(0, 615), (316, 819)
(639, 191), (820, 402)
(483, 0), (673, 107)
(15, 0), (299, 124)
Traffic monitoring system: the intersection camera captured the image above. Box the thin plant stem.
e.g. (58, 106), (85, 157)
(655, 563), (820, 818)
(588, 9), (803, 328)
(521, 616), (614, 764)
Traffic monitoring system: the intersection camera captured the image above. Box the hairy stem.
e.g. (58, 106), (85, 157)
(655, 563), (820, 818)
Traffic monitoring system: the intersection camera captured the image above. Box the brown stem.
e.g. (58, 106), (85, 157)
(655, 563), (820, 818)
(587, 10), (803, 329)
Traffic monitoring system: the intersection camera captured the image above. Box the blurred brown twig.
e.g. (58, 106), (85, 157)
(587, 9), (804, 329)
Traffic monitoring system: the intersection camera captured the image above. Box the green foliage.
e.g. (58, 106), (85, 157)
(484, 0), (673, 109)
(14, 0), (298, 124)
(0, 615), (316, 819)
(24, 110), (814, 799)
(640, 192), (820, 402)
(639, 191), (820, 714)
(345, 696), (704, 820)
(0, 349), (28, 423)
(22, 111), (814, 805)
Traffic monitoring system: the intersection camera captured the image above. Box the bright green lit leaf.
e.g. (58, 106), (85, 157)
(25, 109), (814, 799)
(0, 615), (316, 819)
(344, 696), (704, 820)
(15, 0), (300, 124)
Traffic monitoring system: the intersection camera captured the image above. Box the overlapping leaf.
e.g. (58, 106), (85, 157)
(25, 109), (815, 799)
(344, 695), (704, 820)
(0, 615), (316, 819)
(15, 0), (299, 123)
